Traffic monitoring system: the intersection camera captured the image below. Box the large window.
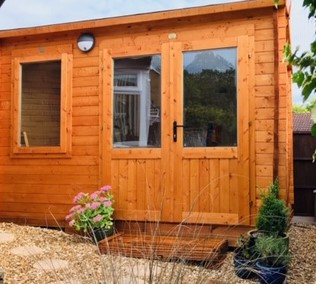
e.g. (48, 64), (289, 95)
(113, 56), (161, 148)
(21, 61), (61, 147)
(183, 48), (237, 147)
(12, 53), (72, 156)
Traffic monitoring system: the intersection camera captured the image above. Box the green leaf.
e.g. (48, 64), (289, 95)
(302, 81), (316, 101)
(301, 74), (316, 101)
(311, 123), (316, 137)
(293, 71), (305, 86)
(311, 40), (316, 53)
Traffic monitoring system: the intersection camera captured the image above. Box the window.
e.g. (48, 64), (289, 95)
(21, 61), (61, 147)
(113, 56), (161, 148)
(183, 48), (237, 147)
(12, 53), (72, 156)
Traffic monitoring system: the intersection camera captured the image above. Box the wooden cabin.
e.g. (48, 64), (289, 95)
(0, 0), (293, 233)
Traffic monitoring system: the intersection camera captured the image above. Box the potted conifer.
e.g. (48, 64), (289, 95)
(248, 178), (290, 245)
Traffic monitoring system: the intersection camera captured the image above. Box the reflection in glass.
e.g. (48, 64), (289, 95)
(113, 56), (161, 148)
(183, 49), (237, 147)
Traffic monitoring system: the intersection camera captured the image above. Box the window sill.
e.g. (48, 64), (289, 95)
(11, 146), (71, 159)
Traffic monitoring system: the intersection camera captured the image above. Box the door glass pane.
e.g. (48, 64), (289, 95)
(183, 48), (237, 147)
(113, 56), (161, 148)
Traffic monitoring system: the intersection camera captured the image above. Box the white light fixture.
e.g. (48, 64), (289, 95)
(77, 33), (95, 52)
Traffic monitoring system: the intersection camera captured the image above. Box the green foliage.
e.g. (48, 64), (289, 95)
(256, 178), (290, 236)
(236, 235), (259, 260)
(255, 235), (290, 266)
(292, 104), (310, 113)
(183, 68), (237, 145)
(303, 0), (316, 18)
(284, 1), (316, 160)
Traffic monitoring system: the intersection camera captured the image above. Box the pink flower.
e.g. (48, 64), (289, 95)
(104, 200), (112, 207)
(69, 220), (75, 227)
(100, 185), (111, 192)
(93, 215), (102, 223)
(78, 207), (85, 214)
(99, 197), (107, 202)
(73, 192), (85, 203)
(70, 205), (81, 213)
(90, 191), (100, 200)
(65, 213), (73, 221)
(90, 202), (101, 210)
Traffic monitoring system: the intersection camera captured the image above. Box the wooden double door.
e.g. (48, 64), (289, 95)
(101, 35), (251, 226)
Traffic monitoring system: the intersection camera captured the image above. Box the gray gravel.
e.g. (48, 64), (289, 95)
(0, 222), (315, 284)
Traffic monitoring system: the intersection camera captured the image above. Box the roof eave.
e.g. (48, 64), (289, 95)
(0, 0), (285, 39)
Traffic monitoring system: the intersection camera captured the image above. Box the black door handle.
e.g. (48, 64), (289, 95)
(173, 121), (185, 142)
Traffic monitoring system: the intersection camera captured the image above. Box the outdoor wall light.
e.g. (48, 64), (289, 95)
(77, 33), (95, 52)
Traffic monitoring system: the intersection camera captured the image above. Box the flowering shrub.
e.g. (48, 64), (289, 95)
(65, 185), (114, 232)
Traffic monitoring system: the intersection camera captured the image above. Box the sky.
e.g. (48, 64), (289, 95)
(0, 0), (315, 104)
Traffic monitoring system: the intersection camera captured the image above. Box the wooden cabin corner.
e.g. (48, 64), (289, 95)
(0, 0), (293, 242)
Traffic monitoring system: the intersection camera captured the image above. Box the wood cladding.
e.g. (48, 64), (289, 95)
(0, 1), (293, 230)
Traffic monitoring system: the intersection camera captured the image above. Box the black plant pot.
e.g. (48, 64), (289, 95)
(233, 252), (256, 279)
(255, 261), (287, 284)
(89, 226), (114, 244)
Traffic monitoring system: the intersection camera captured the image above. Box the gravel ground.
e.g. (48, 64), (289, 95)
(0, 222), (315, 284)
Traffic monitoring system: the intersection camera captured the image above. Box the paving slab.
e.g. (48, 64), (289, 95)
(33, 259), (69, 271)
(10, 245), (44, 256)
(0, 231), (15, 243)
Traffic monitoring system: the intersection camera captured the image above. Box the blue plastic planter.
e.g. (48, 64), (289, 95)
(233, 253), (256, 279)
(255, 261), (287, 284)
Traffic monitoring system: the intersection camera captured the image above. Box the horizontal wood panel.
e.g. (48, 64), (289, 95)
(73, 66), (99, 77)
(0, 174), (98, 185)
(255, 62), (274, 75)
(182, 212), (239, 225)
(0, 213), (68, 227)
(2, 193), (73, 204)
(72, 56), (99, 68)
(115, 210), (161, 221)
(0, 203), (70, 214)
(72, 116), (99, 126)
(73, 106), (99, 116)
(73, 86), (99, 97)
(0, 165), (98, 175)
(73, 126), (99, 136)
(72, 146), (99, 156)
(255, 108), (274, 120)
(0, 156), (97, 166)
(72, 76), (99, 88)
(255, 52), (274, 64)
(73, 96), (99, 107)
(111, 149), (161, 159)
(72, 136), (99, 146)
(182, 148), (237, 159)
(0, 184), (97, 194)
(255, 74), (273, 86)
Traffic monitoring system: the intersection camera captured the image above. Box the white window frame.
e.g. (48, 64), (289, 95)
(113, 70), (150, 147)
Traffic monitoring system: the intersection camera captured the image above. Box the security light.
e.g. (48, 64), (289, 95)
(77, 33), (95, 52)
